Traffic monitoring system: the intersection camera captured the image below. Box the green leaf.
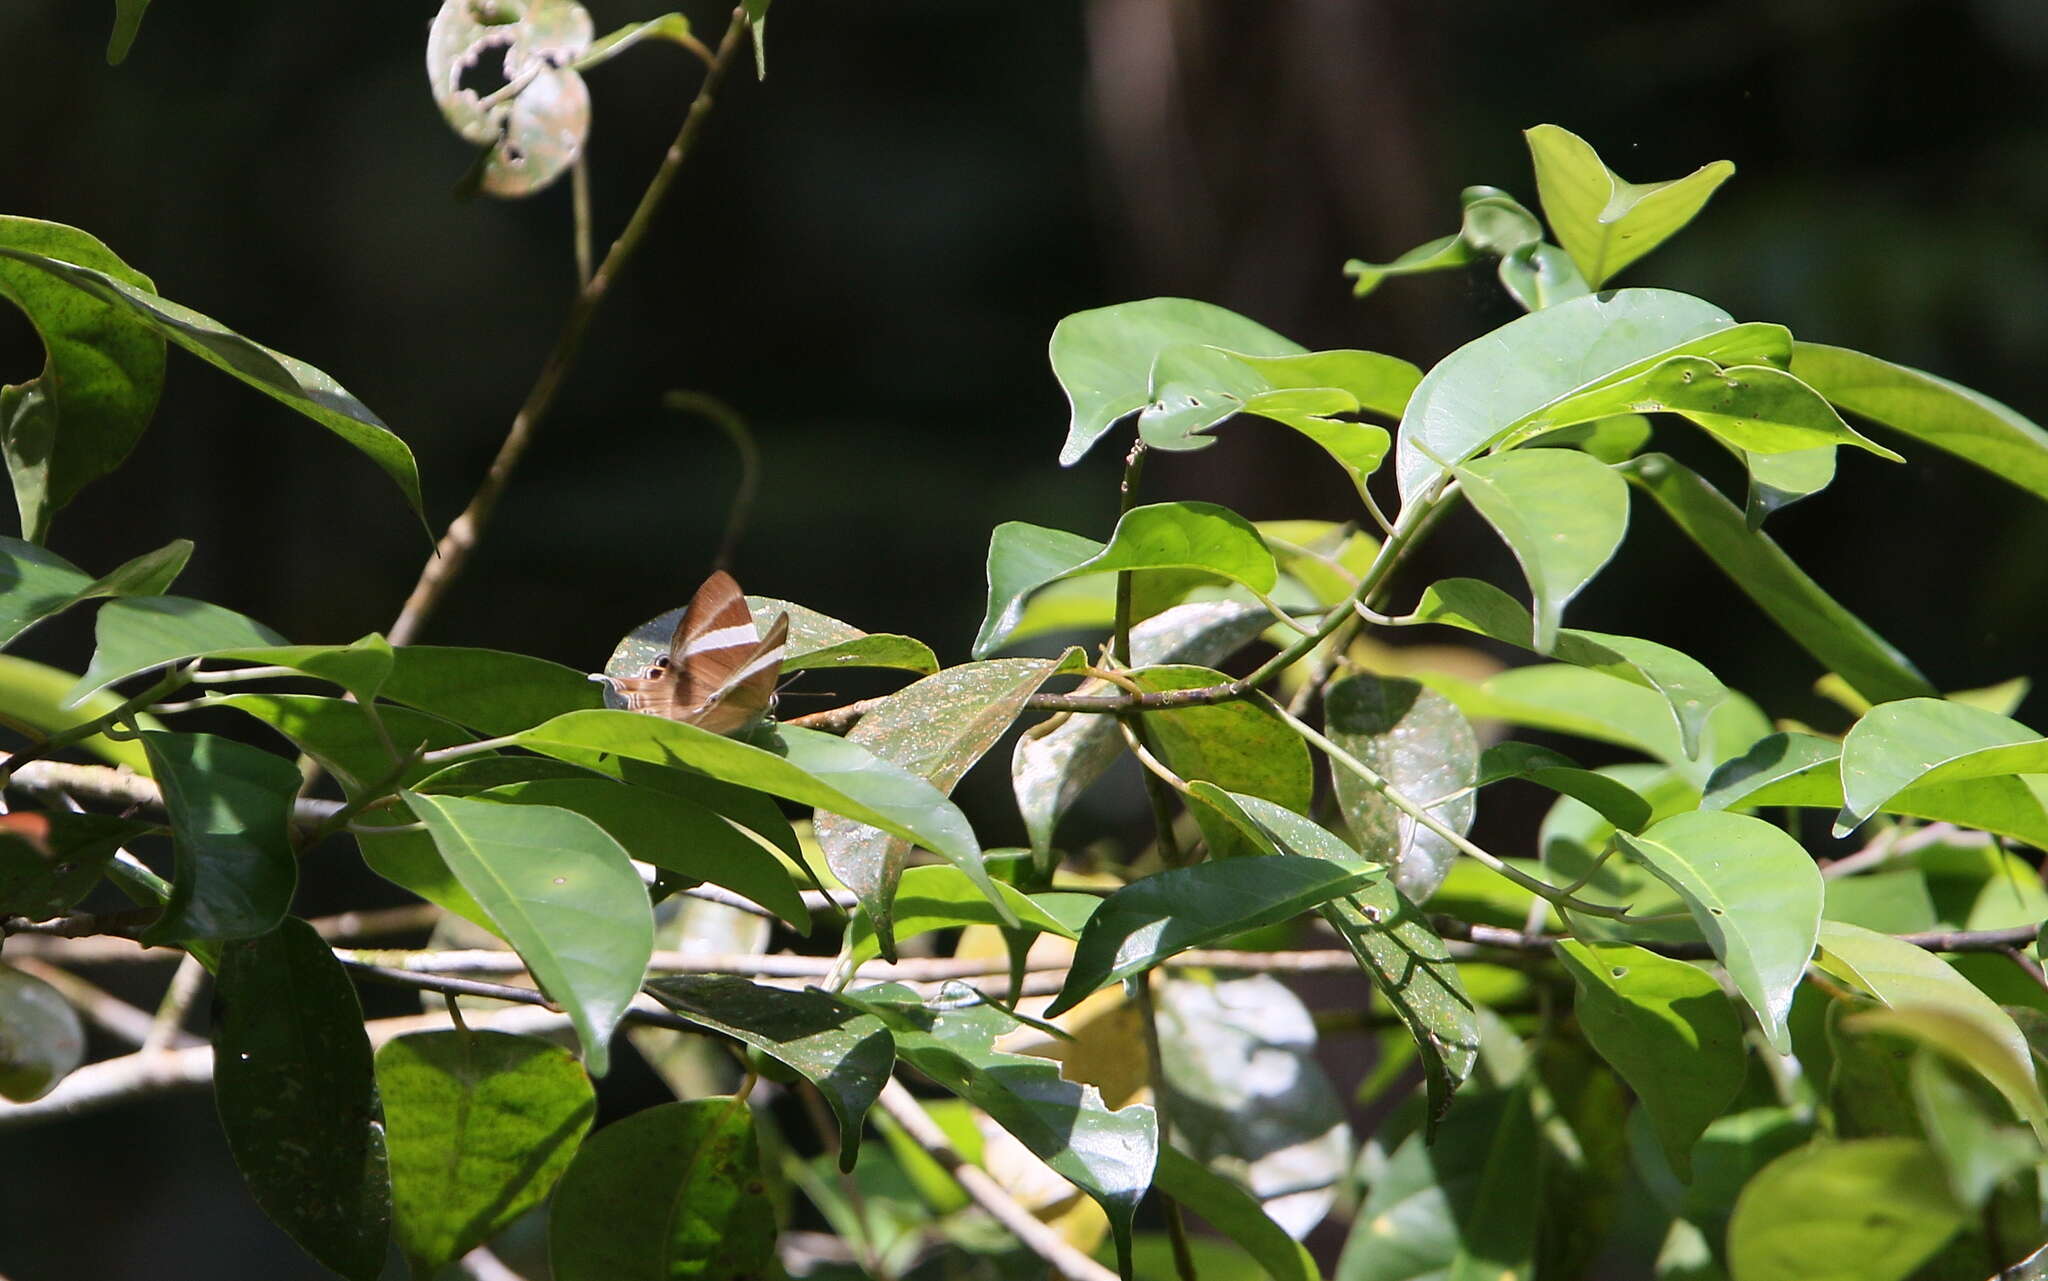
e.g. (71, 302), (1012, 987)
(1154, 1146), (1319, 1281)
(382, 646), (602, 736)
(1411, 578), (1727, 757)
(846, 863), (1079, 966)
(1619, 453), (1935, 703)
(1452, 450), (1628, 653)
(1723, 1138), (1963, 1281)
(0, 960), (84, 1101)
(548, 1097), (776, 1281)
(749, 596), (938, 675)
(513, 710), (1008, 926)
(1138, 664), (1313, 811)
(816, 658), (1058, 953)
(1344, 233), (1474, 298)
(0, 655), (162, 773)
(644, 975), (894, 1170)
(472, 776), (805, 931)
(1326, 673), (1478, 902)
(214, 917), (389, 1281)
(1046, 856), (1380, 1017)
(1396, 289), (1777, 508)
(1613, 811), (1823, 1051)
(1227, 349), (1420, 419)
(107, 0), (152, 62)
(1554, 940), (1745, 1180)
(138, 731), (301, 946)
(1050, 298), (1301, 465)
(1817, 921), (2048, 1140)
(0, 536), (190, 650)
(0, 244), (424, 524)
(403, 792), (653, 1076)
(743, 0), (768, 78)
(1496, 240), (1591, 311)
(1910, 1052), (2041, 1209)
(377, 1030), (594, 1273)
(974, 502), (1278, 657)
(842, 981), (1158, 1272)
(0, 217), (165, 541)
(1835, 697), (2048, 835)
(1524, 125), (1734, 288)
(1791, 341), (2048, 507)
(574, 13), (693, 70)
(65, 595), (285, 707)
(1476, 742), (1653, 833)
(1335, 1085), (1540, 1281)
(215, 693), (474, 800)
(1013, 601), (1272, 855)
(0, 811), (153, 919)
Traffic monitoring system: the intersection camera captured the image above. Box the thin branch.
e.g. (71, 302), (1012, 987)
(1, 756), (343, 828)
(4, 956), (196, 1048)
(388, 8), (755, 646)
(875, 1078), (1122, 1281)
(142, 953), (207, 1054)
(783, 696), (888, 734)
(665, 391), (761, 573)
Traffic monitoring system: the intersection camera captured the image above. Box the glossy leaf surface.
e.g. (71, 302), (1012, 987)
(1835, 697), (2048, 835)
(1453, 449), (1628, 653)
(1724, 1138), (1962, 1281)
(65, 595), (285, 706)
(1325, 673), (1477, 902)
(0, 536), (188, 650)
(845, 863), (1078, 966)
(404, 792), (652, 1076)
(1475, 741), (1652, 833)
(383, 646), (601, 736)
(139, 730), (301, 946)
(1614, 811), (1822, 1050)
(377, 1029), (594, 1273)
(1047, 856), (1379, 1017)
(1555, 940), (1744, 1179)
(214, 918), (389, 1281)
(1524, 125), (1734, 287)
(548, 1097), (775, 1281)
(645, 974), (894, 1169)
(0, 961), (84, 1101)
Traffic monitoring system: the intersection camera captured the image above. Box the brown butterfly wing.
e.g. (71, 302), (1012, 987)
(670, 570), (760, 712)
(689, 612), (788, 734)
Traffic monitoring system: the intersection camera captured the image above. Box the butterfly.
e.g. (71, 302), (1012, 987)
(593, 571), (790, 735)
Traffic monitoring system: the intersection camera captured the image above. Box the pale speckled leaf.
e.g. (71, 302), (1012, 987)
(815, 658), (1059, 955)
(1326, 673), (1478, 902)
(426, 0), (594, 198)
(604, 595), (938, 684)
(1013, 601), (1272, 856)
(1136, 664), (1314, 812)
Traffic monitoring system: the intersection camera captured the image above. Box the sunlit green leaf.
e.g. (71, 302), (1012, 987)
(1453, 450), (1627, 653)
(548, 1097), (775, 1281)
(1524, 125), (1734, 288)
(1050, 298), (1300, 465)
(645, 975), (894, 1169)
(845, 863), (1078, 966)
(215, 693), (473, 800)
(1138, 664), (1313, 817)
(403, 792), (652, 1076)
(1344, 234), (1474, 298)
(1326, 673), (1477, 902)
(1046, 856), (1379, 1017)
(0, 536), (189, 650)
(383, 646), (602, 736)
(138, 730), (300, 947)
(1554, 940), (1745, 1180)
(816, 658), (1058, 954)
(214, 917), (389, 1281)
(1619, 453), (1935, 703)
(64, 595), (285, 707)
(1496, 240), (1591, 311)
(0, 961), (83, 1101)
(574, 13), (691, 70)
(1835, 697), (2048, 835)
(377, 1030), (594, 1273)
(1613, 811), (1822, 1051)
(749, 597), (938, 675)
(1724, 1138), (1963, 1281)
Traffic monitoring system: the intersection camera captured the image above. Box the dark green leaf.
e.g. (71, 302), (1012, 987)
(214, 917), (389, 1281)
(645, 975), (894, 1170)
(1724, 1139), (1963, 1281)
(0, 217), (165, 541)
(0, 244), (423, 523)
(0, 960), (84, 1101)
(843, 981), (1158, 1272)
(1554, 940), (1745, 1180)
(1911, 1052), (2040, 1209)
(1619, 453), (1935, 703)
(1524, 125), (1734, 288)
(65, 595), (285, 706)
(0, 811), (153, 919)
(817, 658), (1058, 953)
(1613, 811), (1822, 1050)
(1326, 673), (1477, 902)
(382, 646), (602, 736)
(0, 536), (190, 650)
(403, 792), (653, 1077)
(1475, 742), (1652, 833)
(548, 1097), (776, 1281)
(1152, 1146), (1319, 1281)
(1791, 341), (2048, 507)
(139, 731), (300, 946)
(1050, 298), (1300, 465)
(1329, 877), (1477, 1130)
(1046, 856), (1380, 1017)
(377, 1030), (594, 1273)
(215, 693), (473, 800)
(1138, 664), (1313, 813)
(846, 863), (1079, 966)
(108, 0), (152, 62)
(1453, 450), (1628, 653)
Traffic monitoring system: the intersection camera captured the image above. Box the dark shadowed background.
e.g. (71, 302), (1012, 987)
(5, 1), (2048, 1276)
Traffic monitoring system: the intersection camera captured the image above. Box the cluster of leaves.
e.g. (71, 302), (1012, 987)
(6, 10), (2048, 1279)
